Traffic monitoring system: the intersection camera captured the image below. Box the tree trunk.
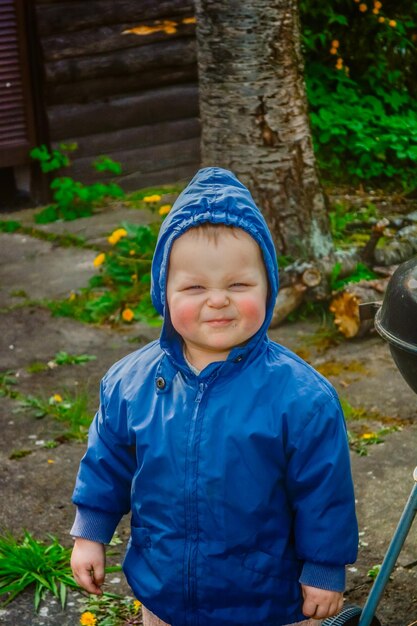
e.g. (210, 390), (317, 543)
(194, 0), (333, 259)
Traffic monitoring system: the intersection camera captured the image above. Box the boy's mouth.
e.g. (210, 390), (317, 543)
(205, 318), (235, 327)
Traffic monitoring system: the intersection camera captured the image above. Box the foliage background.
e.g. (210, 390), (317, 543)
(301, 0), (417, 190)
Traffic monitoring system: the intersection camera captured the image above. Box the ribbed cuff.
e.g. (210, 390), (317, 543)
(70, 505), (123, 544)
(299, 562), (346, 592)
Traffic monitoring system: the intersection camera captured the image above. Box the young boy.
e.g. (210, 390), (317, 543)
(71, 167), (358, 626)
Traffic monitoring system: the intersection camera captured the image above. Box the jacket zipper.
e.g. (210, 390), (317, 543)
(184, 382), (206, 621)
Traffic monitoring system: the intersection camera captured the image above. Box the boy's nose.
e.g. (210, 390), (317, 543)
(207, 290), (230, 308)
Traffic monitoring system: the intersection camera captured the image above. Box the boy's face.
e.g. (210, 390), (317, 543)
(166, 227), (268, 369)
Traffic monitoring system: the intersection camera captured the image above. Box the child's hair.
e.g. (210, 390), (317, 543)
(184, 222), (241, 243)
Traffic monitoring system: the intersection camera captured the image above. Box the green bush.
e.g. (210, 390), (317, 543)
(300, 0), (417, 189)
(31, 144), (125, 222)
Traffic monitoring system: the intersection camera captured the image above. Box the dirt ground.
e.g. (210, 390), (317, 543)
(1, 202), (417, 626)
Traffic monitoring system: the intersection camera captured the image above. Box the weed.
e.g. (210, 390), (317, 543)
(0, 370), (18, 398)
(0, 220), (21, 233)
(26, 361), (49, 374)
(53, 351), (96, 366)
(15, 389), (93, 440)
(10, 289), (28, 298)
(9, 449), (32, 460)
(0, 531), (78, 610)
(348, 426), (399, 455)
(81, 595), (143, 626)
(367, 564), (382, 580)
(330, 262), (378, 291)
(31, 144), (125, 223)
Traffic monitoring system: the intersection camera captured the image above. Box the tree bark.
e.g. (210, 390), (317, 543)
(194, 0), (332, 259)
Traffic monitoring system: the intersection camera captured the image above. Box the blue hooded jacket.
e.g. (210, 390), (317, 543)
(72, 167), (358, 626)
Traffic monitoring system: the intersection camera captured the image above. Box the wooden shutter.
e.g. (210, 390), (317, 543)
(0, 0), (35, 167)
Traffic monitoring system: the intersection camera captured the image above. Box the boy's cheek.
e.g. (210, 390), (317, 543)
(170, 301), (197, 330)
(238, 297), (266, 323)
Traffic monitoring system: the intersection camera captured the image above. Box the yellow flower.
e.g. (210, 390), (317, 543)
(182, 17), (197, 24)
(373, 8), (379, 14)
(331, 40), (340, 48)
(131, 274), (138, 280)
(47, 459), (55, 464)
(336, 57), (344, 69)
(359, 3), (368, 11)
(133, 599), (142, 612)
(68, 291), (76, 301)
(378, 16), (385, 22)
(122, 308), (135, 322)
(80, 612), (97, 626)
(108, 228), (128, 245)
(93, 253), (106, 267)
(159, 204), (172, 216)
(52, 394), (63, 403)
(388, 19), (397, 27)
(129, 249), (136, 256)
(143, 194), (162, 203)
(374, 0), (382, 8)
(361, 433), (375, 440)
(330, 47), (338, 55)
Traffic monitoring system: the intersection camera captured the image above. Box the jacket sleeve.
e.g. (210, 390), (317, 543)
(71, 376), (136, 543)
(285, 394), (358, 589)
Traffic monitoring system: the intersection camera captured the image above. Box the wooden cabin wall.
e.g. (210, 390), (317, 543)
(34, 0), (200, 190)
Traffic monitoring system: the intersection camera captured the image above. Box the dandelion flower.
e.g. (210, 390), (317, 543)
(159, 204), (172, 216)
(361, 433), (375, 440)
(80, 612), (97, 626)
(373, 8), (379, 14)
(52, 394), (63, 403)
(359, 3), (368, 11)
(129, 249), (136, 256)
(122, 308), (135, 322)
(47, 459), (55, 464)
(388, 19), (397, 27)
(331, 40), (340, 48)
(108, 228), (128, 245)
(143, 194), (162, 203)
(374, 1), (382, 8)
(93, 253), (106, 267)
(133, 599), (142, 612)
(330, 47), (338, 55)
(336, 57), (344, 69)
(182, 17), (196, 24)
(378, 16), (385, 22)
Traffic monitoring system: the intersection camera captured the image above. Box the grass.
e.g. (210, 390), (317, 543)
(15, 388), (93, 441)
(0, 531), (78, 610)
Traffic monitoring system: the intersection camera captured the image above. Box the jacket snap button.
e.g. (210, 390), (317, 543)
(234, 356), (243, 363)
(156, 376), (166, 389)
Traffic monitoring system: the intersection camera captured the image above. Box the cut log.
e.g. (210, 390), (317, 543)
(45, 66), (198, 105)
(47, 85), (199, 140)
(40, 20), (196, 62)
(36, 0), (195, 36)
(329, 278), (389, 338)
(270, 284), (306, 328)
(374, 224), (417, 266)
(44, 38), (197, 84)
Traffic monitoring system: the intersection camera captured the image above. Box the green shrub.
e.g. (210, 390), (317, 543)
(31, 144), (125, 222)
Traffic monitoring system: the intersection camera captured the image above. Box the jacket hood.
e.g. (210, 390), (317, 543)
(151, 167), (279, 360)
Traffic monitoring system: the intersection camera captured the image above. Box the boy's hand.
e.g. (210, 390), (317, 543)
(301, 584), (344, 619)
(71, 538), (106, 595)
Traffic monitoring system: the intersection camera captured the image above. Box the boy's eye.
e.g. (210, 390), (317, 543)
(230, 283), (248, 288)
(184, 285), (204, 291)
